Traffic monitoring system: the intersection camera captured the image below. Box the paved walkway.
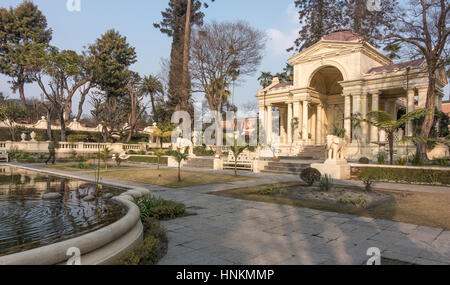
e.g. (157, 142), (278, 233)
(5, 163), (450, 265)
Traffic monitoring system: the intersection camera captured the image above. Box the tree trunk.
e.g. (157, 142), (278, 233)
(46, 109), (52, 141)
(150, 93), (157, 122)
(64, 100), (72, 122)
(18, 83), (26, 108)
(60, 110), (67, 142)
(76, 91), (88, 121)
(388, 132), (394, 165)
(418, 71), (437, 161)
(181, 0), (192, 112)
(178, 163), (181, 181)
(234, 159), (237, 176)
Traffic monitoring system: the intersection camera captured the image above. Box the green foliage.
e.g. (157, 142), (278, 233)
(395, 157), (408, 166)
(193, 146), (215, 156)
(356, 167), (450, 185)
(332, 125), (346, 138)
(135, 196), (186, 221)
(70, 163), (97, 169)
(127, 150), (137, 155)
(89, 29), (137, 98)
(259, 185), (285, 195)
(171, 148), (189, 181)
(67, 134), (88, 142)
(377, 153), (386, 165)
(300, 167), (321, 186)
(137, 150), (147, 155)
(153, 148), (166, 169)
(126, 155), (169, 166)
(339, 197), (368, 207)
(319, 174), (334, 191)
(409, 152), (423, 166)
(117, 218), (168, 265)
(359, 157), (370, 164)
(433, 159), (449, 167)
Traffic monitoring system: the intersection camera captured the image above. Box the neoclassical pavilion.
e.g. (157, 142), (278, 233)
(256, 29), (448, 159)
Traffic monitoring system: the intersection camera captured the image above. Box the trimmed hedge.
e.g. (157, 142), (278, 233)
(116, 218), (168, 265)
(126, 156), (168, 165)
(354, 166), (450, 185)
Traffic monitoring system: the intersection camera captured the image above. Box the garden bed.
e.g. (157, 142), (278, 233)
(351, 165), (450, 186)
(211, 182), (450, 229)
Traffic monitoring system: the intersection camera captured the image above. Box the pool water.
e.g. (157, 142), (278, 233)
(0, 167), (126, 257)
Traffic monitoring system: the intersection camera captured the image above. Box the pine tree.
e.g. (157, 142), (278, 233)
(289, 0), (344, 52)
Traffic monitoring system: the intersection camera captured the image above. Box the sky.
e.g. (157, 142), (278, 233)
(0, 0), (448, 117)
(0, 0), (300, 115)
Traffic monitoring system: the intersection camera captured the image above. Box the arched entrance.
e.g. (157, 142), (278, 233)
(308, 66), (345, 144)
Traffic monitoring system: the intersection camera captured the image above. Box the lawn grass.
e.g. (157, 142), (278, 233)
(93, 169), (252, 188)
(211, 182), (450, 229)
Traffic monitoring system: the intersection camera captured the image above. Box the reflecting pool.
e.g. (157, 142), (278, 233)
(0, 166), (126, 256)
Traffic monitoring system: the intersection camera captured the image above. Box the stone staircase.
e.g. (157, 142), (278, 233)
(261, 161), (312, 175)
(184, 157), (214, 169)
(280, 145), (327, 160)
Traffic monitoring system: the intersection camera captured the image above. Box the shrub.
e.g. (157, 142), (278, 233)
(396, 157), (408, 166)
(432, 159), (449, 167)
(355, 167), (450, 185)
(300, 167), (321, 186)
(126, 156), (168, 165)
(319, 174), (334, 191)
(377, 154), (386, 165)
(409, 152), (423, 166)
(127, 150), (137, 155)
(359, 157), (370, 164)
(67, 134), (88, 142)
(193, 146), (215, 156)
(135, 196), (186, 221)
(137, 150), (146, 155)
(116, 218), (168, 265)
(259, 185), (285, 195)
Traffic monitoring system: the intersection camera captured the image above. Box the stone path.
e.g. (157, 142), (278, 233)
(6, 163), (450, 265)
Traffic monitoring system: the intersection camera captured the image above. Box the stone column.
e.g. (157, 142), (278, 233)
(406, 89), (415, 136)
(311, 106), (316, 143)
(352, 94), (361, 142)
(316, 104), (323, 145)
(371, 91), (380, 142)
(293, 101), (301, 141)
(344, 95), (352, 141)
(361, 93), (369, 144)
(258, 106), (265, 145)
(418, 87), (427, 108)
(287, 103), (293, 144)
(302, 101), (309, 141)
(267, 104), (273, 143)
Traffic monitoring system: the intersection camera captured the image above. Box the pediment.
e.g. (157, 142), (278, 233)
(289, 41), (361, 64)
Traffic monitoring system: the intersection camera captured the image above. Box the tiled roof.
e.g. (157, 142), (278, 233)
(368, 58), (425, 74)
(322, 29), (362, 42)
(269, 81), (293, 90)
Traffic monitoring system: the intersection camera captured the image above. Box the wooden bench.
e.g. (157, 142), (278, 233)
(0, 151), (8, 162)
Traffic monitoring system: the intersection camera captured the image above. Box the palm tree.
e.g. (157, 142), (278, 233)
(141, 75), (164, 122)
(171, 148), (189, 182)
(153, 148), (166, 170)
(230, 142), (248, 177)
(257, 72), (273, 88)
(350, 109), (431, 165)
(99, 147), (111, 171)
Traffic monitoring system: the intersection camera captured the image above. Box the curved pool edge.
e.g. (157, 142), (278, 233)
(0, 163), (149, 265)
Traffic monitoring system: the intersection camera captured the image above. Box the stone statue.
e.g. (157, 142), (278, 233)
(326, 135), (346, 161)
(427, 143), (450, 160)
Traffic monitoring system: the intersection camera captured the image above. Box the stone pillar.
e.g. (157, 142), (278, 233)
(316, 104), (323, 145)
(418, 87), (427, 108)
(258, 106), (265, 145)
(371, 91), (380, 142)
(279, 107), (286, 143)
(267, 104), (273, 143)
(435, 93), (442, 111)
(287, 103), (293, 144)
(302, 101), (309, 141)
(352, 94), (361, 142)
(293, 101), (301, 141)
(406, 89), (415, 136)
(311, 106), (316, 143)
(344, 95), (352, 141)
(361, 93), (369, 144)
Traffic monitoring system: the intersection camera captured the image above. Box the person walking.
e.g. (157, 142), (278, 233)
(46, 138), (56, 165)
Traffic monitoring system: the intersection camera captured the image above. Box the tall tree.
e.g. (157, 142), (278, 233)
(89, 30), (137, 99)
(385, 0), (449, 161)
(141, 75), (164, 122)
(257, 72), (273, 88)
(289, 0), (344, 52)
(343, 0), (398, 47)
(190, 21), (265, 154)
(154, 0), (213, 112)
(0, 1), (52, 107)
